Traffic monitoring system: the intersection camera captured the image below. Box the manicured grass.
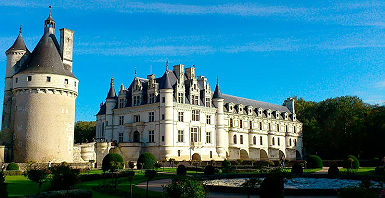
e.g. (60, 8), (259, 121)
(339, 167), (376, 175)
(5, 175), (51, 197)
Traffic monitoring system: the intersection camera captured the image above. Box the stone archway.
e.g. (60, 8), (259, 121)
(192, 153), (201, 161)
(240, 149), (249, 160)
(296, 150), (302, 160)
(133, 131), (140, 142)
(260, 149), (268, 160)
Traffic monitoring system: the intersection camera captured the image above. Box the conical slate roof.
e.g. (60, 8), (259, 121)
(17, 32), (74, 78)
(213, 82), (222, 99)
(106, 77), (117, 99)
(6, 33), (29, 53)
(159, 70), (172, 89)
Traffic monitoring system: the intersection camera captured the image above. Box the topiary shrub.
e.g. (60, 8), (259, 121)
(204, 165), (216, 175)
(137, 152), (157, 169)
(6, 162), (19, 170)
(291, 162), (303, 176)
(328, 164), (339, 177)
(343, 155), (360, 169)
(177, 165), (187, 176)
(307, 155), (323, 168)
(163, 176), (206, 198)
(102, 153), (124, 173)
(51, 162), (80, 190)
(221, 159), (232, 173)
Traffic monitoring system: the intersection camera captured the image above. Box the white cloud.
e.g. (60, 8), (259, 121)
(374, 80), (385, 88)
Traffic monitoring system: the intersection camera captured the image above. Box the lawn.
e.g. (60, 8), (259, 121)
(339, 167), (376, 175)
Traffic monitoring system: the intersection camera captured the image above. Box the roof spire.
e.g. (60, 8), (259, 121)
(134, 66), (137, 77)
(49, 5), (52, 16)
(19, 25), (22, 34)
(166, 58), (168, 71)
(213, 75), (222, 99)
(110, 76), (114, 86)
(216, 75), (219, 85)
(106, 76), (117, 99)
(44, 5), (55, 34)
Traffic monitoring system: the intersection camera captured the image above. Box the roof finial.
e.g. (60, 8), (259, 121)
(134, 66), (137, 77)
(49, 5), (52, 16)
(166, 58), (169, 71)
(110, 76), (114, 87)
(19, 25), (22, 34)
(216, 75), (219, 85)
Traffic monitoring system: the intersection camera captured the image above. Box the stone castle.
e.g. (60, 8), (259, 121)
(96, 64), (303, 163)
(0, 11), (303, 165)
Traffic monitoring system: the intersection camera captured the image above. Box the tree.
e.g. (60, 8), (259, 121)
(137, 152), (157, 169)
(144, 170), (157, 198)
(74, 121), (96, 143)
(50, 162), (80, 190)
(127, 171), (135, 198)
(24, 168), (49, 193)
(102, 153), (124, 191)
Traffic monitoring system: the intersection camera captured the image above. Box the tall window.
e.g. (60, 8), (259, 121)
(210, 151), (213, 158)
(278, 137), (280, 146)
(119, 99), (125, 108)
(286, 125), (288, 132)
(206, 115), (211, 124)
(178, 112), (184, 122)
(260, 136), (263, 145)
(148, 93), (155, 103)
(294, 139), (297, 146)
(240, 120), (243, 128)
(148, 130), (155, 143)
(119, 133), (123, 142)
(178, 130), (184, 142)
(206, 132), (211, 143)
(260, 122), (263, 130)
(250, 121), (253, 129)
(192, 95), (199, 105)
(233, 135), (237, 144)
(148, 112), (155, 122)
(272, 137), (275, 145)
(192, 110), (200, 121)
(268, 123), (271, 131)
(253, 136), (256, 145)
(205, 98), (211, 107)
(162, 97), (165, 103)
(178, 150), (181, 157)
(289, 138), (292, 146)
(178, 93), (184, 103)
(134, 115), (140, 122)
(190, 127), (198, 142)
(133, 96), (140, 106)
(277, 124), (280, 132)
(294, 126), (297, 133)
(119, 116), (124, 125)
(230, 118), (233, 127)
(240, 135), (243, 144)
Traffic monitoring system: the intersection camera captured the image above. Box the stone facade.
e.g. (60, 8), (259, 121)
(96, 64), (303, 162)
(1, 12), (79, 163)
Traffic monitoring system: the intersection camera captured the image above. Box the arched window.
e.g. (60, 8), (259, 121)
(272, 137), (275, 145)
(133, 131), (140, 142)
(253, 136), (256, 145)
(233, 135), (237, 144)
(260, 136), (263, 145)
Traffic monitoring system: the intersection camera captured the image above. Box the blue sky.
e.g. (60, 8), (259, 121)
(0, 0), (385, 121)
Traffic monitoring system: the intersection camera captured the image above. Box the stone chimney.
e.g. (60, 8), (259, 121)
(60, 28), (74, 72)
(284, 97), (295, 114)
(185, 67), (195, 79)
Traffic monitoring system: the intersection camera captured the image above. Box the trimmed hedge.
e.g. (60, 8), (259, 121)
(137, 152), (157, 169)
(6, 162), (19, 170)
(102, 153), (124, 172)
(306, 155), (323, 168)
(344, 155), (360, 169)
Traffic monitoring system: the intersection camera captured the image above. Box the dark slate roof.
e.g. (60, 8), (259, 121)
(96, 103), (106, 115)
(16, 32), (75, 78)
(222, 94), (291, 113)
(213, 83), (222, 99)
(159, 71), (173, 89)
(106, 86), (117, 99)
(6, 33), (29, 53)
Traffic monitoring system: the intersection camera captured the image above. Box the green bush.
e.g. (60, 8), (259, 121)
(177, 165), (187, 176)
(204, 165), (216, 175)
(221, 159), (232, 173)
(102, 153), (124, 173)
(6, 162), (19, 170)
(307, 155), (323, 168)
(137, 152), (157, 169)
(291, 162), (303, 175)
(163, 176), (206, 198)
(50, 162), (80, 190)
(343, 155), (359, 169)
(260, 172), (284, 198)
(328, 164), (339, 177)
(25, 168), (50, 192)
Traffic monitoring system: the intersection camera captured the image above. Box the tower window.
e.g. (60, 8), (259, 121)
(240, 135), (243, 144)
(253, 136), (256, 145)
(15, 78), (18, 83)
(260, 136), (263, 145)
(272, 137), (275, 145)
(206, 115), (211, 124)
(75, 82), (77, 87)
(27, 76), (32, 81)
(240, 120), (243, 128)
(46, 76), (51, 82)
(278, 137), (280, 146)
(178, 112), (184, 122)
(260, 122), (263, 130)
(205, 98), (211, 107)
(178, 93), (184, 103)
(230, 118), (233, 127)
(206, 132), (211, 143)
(134, 115), (140, 122)
(65, 79), (68, 84)
(119, 116), (124, 125)
(178, 130), (184, 142)
(233, 135), (237, 144)
(250, 121), (253, 129)
(277, 124), (280, 132)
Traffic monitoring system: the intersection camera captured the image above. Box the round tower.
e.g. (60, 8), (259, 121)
(11, 12), (78, 163)
(159, 70), (174, 159)
(212, 79), (227, 159)
(105, 77), (117, 141)
(1, 26), (29, 150)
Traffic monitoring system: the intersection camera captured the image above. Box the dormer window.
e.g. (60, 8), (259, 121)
(178, 93), (184, 103)
(205, 98), (211, 107)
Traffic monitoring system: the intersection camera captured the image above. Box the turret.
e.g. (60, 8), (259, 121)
(212, 78), (226, 158)
(105, 77), (117, 141)
(5, 26), (29, 82)
(159, 70), (174, 159)
(44, 7), (55, 34)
